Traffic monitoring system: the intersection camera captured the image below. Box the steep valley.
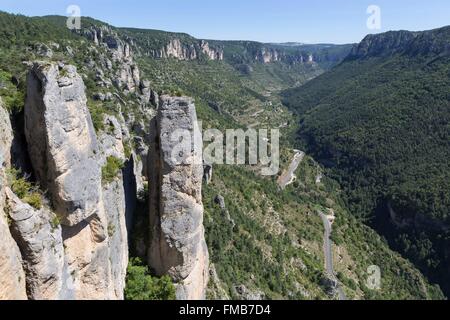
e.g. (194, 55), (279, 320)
(283, 26), (450, 297)
(0, 11), (446, 301)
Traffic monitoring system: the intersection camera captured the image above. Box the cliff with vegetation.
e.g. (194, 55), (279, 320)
(283, 26), (450, 296)
(0, 11), (446, 300)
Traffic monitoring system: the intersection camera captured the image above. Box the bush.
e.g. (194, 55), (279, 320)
(101, 156), (124, 184)
(24, 192), (43, 210)
(123, 140), (132, 160)
(87, 101), (105, 132)
(7, 168), (42, 209)
(0, 70), (25, 113)
(125, 258), (176, 300)
(50, 215), (61, 230)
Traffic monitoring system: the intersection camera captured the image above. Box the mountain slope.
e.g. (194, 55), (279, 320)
(118, 19), (445, 299)
(283, 26), (450, 296)
(0, 11), (445, 300)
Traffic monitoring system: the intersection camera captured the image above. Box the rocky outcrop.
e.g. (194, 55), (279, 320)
(139, 80), (159, 107)
(214, 195), (226, 210)
(98, 115), (130, 299)
(84, 26), (131, 61)
(149, 39), (223, 61)
(214, 195), (235, 228)
(165, 39), (197, 60)
(61, 111), (128, 300)
(348, 31), (418, 59)
(0, 100), (13, 168)
(25, 62), (101, 227)
(234, 285), (265, 300)
(59, 114), (127, 300)
(83, 26), (141, 93)
(321, 275), (339, 298)
(256, 48), (281, 63)
(3, 22), (214, 301)
(255, 47), (315, 64)
(203, 163), (213, 185)
(347, 26), (450, 60)
(5, 188), (74, 300)
(148, 96), (209, 300)
(207, 264), (230, 300)
(22, 62), (129, 300)
(0, 205), (27, 300)
(200, 40), (224, 61)
(116, 62), (140, 94)
(30, 43), (54, 58)
(61, 215), (113, 299)
(0, 102), (28, 300)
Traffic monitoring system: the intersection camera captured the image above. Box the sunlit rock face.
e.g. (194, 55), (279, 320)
(148, 96), (209, 300)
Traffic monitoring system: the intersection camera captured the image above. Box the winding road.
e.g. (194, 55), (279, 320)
(277, 150), (305, 189)
(319, 211), (347, 300)
(279, 149), (346, 299)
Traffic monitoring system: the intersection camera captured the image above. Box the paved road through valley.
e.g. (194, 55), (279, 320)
(319, 211), (347, 300)
(277, 150), (305, 189)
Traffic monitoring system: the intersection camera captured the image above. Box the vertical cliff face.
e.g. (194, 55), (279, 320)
(0, 101), (28, 300)
(97, 115), (130, 299)
(165, 39), (198, 60)
(5, 188), (73, 300)
(21, 62), (129, 300)
(0, 201), (27, 300)
(148, 96), (209, 300)
(1, 23), (211, 300)
(147, 38), (224, 61)
(200, 40), (224, 61)
(25, 63), (101, 227)
(254, 47), (316, 64)
(0, 99), (12, 169)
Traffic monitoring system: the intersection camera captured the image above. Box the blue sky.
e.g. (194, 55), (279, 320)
(1, 0), (449, 44)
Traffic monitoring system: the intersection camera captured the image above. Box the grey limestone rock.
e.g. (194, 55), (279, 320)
(24, 62), (102, 227)
(5, 188), (73, 300)
(148, 95), (209, 300)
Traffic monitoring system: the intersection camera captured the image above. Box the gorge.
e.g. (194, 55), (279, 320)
(0, 11), (448, 301)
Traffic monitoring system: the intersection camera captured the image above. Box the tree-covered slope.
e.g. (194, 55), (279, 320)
(282, 26), (450, 295)
(127, 20), (445, 299)
(0, 10), (444, 300)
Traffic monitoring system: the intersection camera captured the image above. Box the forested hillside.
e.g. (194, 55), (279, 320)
(118, 19), (445, 299)
(0, 10), (445, 300)
(283, 26), (450, 295)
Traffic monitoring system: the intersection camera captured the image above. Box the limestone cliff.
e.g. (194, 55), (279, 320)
(255, 47), (315, 64)
(0, 19), (211, 300)
(5, 188), (73, 300)
(347, 26), (450, 60)
(0, 60), (209, 300)
(18, 62), (129, 299)
(149, 38), (224, 61)
(84, 26), (141, 93)
(25, 62), (101, 227)
(148, 96), (209, 300)
(82, 26), (210, 299)
(0, 203), (27, 300)
(200, 40), (224, 61)
(0, 101), (28, 300)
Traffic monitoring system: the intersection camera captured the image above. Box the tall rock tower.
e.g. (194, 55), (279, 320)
(148, 96), (209, 300)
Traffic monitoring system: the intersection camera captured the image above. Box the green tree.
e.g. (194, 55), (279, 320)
(124, 258), (176, 300)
